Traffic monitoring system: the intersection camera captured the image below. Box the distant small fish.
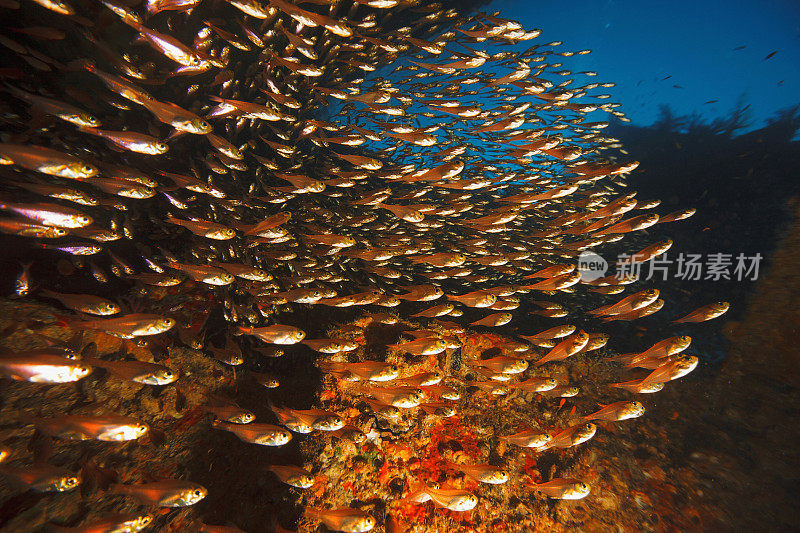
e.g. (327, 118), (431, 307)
(764, 51), (778, 60)
(530, 478), (590, 499)
(673, 301), (730, 323)
(0, 463), (80, 492)
(0, 351), (92, 383)
(111, 479), (207, 507)
(48, 512), (153, 532)
(267, 464), (314, 488)
(305, 508), (375, 532)
(14, 262), (31, 296)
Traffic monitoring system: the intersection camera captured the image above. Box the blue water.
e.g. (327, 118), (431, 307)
(489, 0), (800, 133)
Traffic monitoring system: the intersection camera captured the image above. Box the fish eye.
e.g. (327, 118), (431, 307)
(194, 489), (202, 496)
(157, 143), (168, 151)
(141, 516), (152, 525)
(82, 165), (94, 173)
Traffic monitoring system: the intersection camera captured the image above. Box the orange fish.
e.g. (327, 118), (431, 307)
(166, 217), (235, 240)
(508, 376), (558, 393)
(238, 325), (305, 344)
(47, 512), (153, 532)
(0, 462), (80, 492)
(582, 401), (645, 421)
(658, 208), (696, 224)
(40, 289), (119, 315)
(640, 355), (699, 388)
(470, 312), (512, 327)
(2, 84), (99, 127)
(609, 378), (665, 394)
(445, 461), (509, 484)
(534, 331), (589, 366)
(25, 414), (149, 441)
(211, 421), (291, 446)
(387, 337), (447, 356)
(79, 126), (168, 155)
(0, 143), (97, 179)
(0, 351), (91, 383)
(620, 239), (673, 264)
(395, 284), (442, 302)
(520, 271), (581, 291)
(589, 289), (660, 316)
(168, 263), (233, 285)
(446, 289), (496, 307)
(541, 422), (597, 449)
(673, 302), (730, 323)
(84, 357), (176, 385)
(319, 361), (398, 382)
(530, 478), (590, 499)
(600, 299), (664, 322)
(111, 479), (207, 507)
(267, 464), (314, 488)
(593, 213), (659, 235)
(74, 313), (175, 338)
(404, 481), (478, 511)
(305, 508), (374, 532)
(523, 263), (576, 279)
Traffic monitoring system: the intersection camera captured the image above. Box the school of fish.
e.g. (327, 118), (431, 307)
(0, 0), (731, 530)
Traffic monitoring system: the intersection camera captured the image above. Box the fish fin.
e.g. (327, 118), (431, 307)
(80, 342), (97, 359)
(143, 427), (166, 446)
(28, 429), (52, 462)
(79, 454), (119, 493)
(166, 128), (187, 141)
(65, 58), (96, 72)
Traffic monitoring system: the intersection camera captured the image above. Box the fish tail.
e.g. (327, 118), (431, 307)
(144, 0), (160, 15)
(66, 58), (96, 72)
(0, 83), (23, 97)
(77, 125), (99, 135)
(305, 507), (325, 520)
(317, 361), (341, 373)
(38, 288), (57, 298)
(18, 412), (39, 426)
(109, 482), (127, 494)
